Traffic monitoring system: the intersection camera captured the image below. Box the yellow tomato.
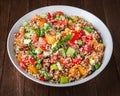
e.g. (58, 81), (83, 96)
(28, 65), (37, 74)
(45, 34), (56, 45)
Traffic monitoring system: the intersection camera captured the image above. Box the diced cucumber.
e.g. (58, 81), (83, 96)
(84, 30), (91, 35)
(24, 39), (31, 44)
(43, 23), (51, 30)
(84, 26), (92, 33)
(23, 21), (28, 26)
(44, 71), (52, 80)
(59, 48), (66, 57)
(60, 76), (68, 84)
(36, 64), (42, 69)
(35, 47), (42, 54)
(56, 62), (62, 70)
(24, 33), (31, 39)
(95, 64), (101, 70)
(66, 47), (75, 57)
(43, 51), (52, 57)
(40, 14), (47, 18)
(77, 40), (83, 45)
(50, 64), (58, 70)
(89, 57), (95, 65)
(56, 33), (61, 40)
(38, 70), (44, 76)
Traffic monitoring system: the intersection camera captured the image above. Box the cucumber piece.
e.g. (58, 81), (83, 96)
(40, 14), (47, 18)
(59, 48), (66, 57)
(56, 62), (62, 70)
(50, 64), (58, 70)
(66, 47), (75, 57)
(84, 30), (91, 35)
(24, 33), (31, 39)
(36, 64), (42, 69)
(77, 40), (83, 45)
(24, 39), (31, 44)
(44, 71), (52, 80)
(23, 21), (28, 26)
(84, 26), (92, 33)
(43, 51), (52, 57)
(35, 47), (42, 54)
(60, 76), (68, 84)
(89, 58), (95, 65)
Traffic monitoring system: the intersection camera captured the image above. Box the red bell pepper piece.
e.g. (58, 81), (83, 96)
(55, 11), (64, 15)
(47, 12), (52, 19)
(69, 31), (80, 44)
(19, 62), (27, 70)
(29, 57), (35, 65)
(73, 57), (82, 64)
(39, 76), (45, 81)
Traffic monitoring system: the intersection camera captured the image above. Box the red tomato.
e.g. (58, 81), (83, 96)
(31, 34), (38, 43)
(37, 54), (44, 59)
(80, 30), (85, 36)
(15, 32), (21, 38)
(59, 58), (68, 67)
(32, 42), (38, 48)
(81, 47), (86, 53)
(39, 37), (47, 46)
(87, 35), (93, 40)
(39, 37), (47, 51)
(29, 58), (35, 65)
(20, 46), (30, 51)
(69, 31), (80, 44)
(87, 41), (93, 54)
(39, 76), (45, 81)
(73, 57), (82, 64)
(55, 11), (64, 15)
(19, 62), (27, 70)
(22, 56), (29, 64)
(50, 55), (57, 63)
(47, 12), (52, 19)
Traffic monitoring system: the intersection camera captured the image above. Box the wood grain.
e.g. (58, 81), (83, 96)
(0, 0), (120, 96)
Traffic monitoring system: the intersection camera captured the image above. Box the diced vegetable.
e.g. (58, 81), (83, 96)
(59, 48), (66, 57)
(24, 33), (31, 39)
(66, 47), (75, 57)
(95, 64), (101, 70)
(50, 64), (58, 70)
(35, 47), (42, 54)
(89, 57), (95, 65)
(24, 39), (31, 44)
(43, 51), (52, 57)
(77, 40), (83, 45)
(45, 34), (56, 45)
(56, 62), (62, 70)
(80, 52), (85, 57)
(78, 65), (87, 76)
(60, 76), (68, 84)
(36, 64), (42, 69)
(23, 21), (28, 26)
(28, 65), (37, 74)
(84, 26), (92, 33)
(44, 71), (52, 80)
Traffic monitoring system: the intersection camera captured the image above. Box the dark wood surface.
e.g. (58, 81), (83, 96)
(0, 0), (120, 96)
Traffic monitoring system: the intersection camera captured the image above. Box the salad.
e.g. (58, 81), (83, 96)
(14, 11), (105, 84)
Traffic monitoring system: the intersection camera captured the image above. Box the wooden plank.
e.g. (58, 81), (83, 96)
(103, 0), (120, 78)
(0, 0), (29, 96)
(0, 0), (10, 82)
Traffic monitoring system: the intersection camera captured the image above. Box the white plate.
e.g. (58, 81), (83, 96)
(7, 5), (113, 87)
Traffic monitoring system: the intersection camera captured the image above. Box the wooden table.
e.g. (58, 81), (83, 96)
(0, 0), (120, 96)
